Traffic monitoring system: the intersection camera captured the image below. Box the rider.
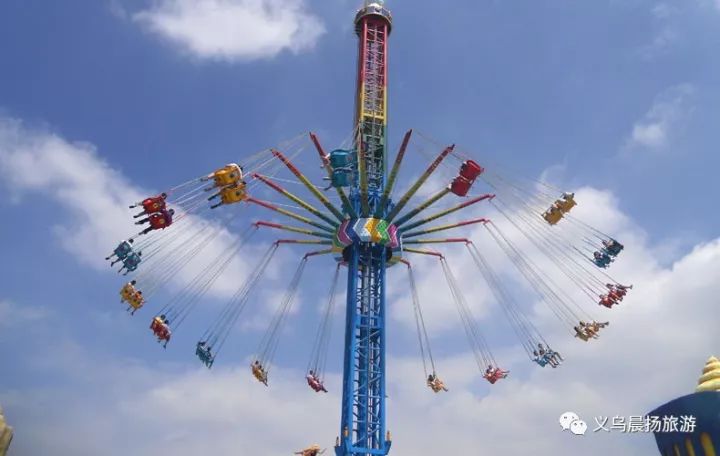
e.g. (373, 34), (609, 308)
(306, 370), (328, 393)
(117, 251), (142, 275)
(602, 238), (624, 256)
(533, 350), (549, 367)
(555, 192), (576, 213)
(538, 343), (562, 367)
(106, 239), (134, 265)
(574, 325), (590, 341)
(294, 444), (324, 456)
(136, 208), (175, 236)
(208, 181), (248, 209)
(598, 294), (617, 308)
(252, 360), (269, 386)
(130, 193), (168, 218)
(127, 290), (144, 315)
(196, 341), (214, 367)
(484, 364), (509, 383)
(606, 283), (633, 299)
(427, 373), (449, 392)
(150, 314), (171, 347)
(120, 280), (137, 301)
(593, 250), (613, 268)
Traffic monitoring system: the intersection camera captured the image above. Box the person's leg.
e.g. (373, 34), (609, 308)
(135, 217), (150, 225)
(133, 211), (146, 218)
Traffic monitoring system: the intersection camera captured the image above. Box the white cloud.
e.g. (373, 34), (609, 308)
(0, 300), (50, 328)
(1, 115), (717, 455)
(625, 84), (695, 150)
(651, 3), (677, 19)
(3, 225), (719, 454)
(638, 27), (679, 60)
(0, 116), (266, 301)
(133, 0), (326, 62)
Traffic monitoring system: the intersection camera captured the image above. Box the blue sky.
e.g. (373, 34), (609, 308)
(1, 0), (719, 455)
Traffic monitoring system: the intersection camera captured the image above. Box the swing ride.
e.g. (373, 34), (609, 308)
(104, 1), (634, 455)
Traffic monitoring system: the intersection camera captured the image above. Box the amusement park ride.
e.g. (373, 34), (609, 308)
(107, 1), (632, 455)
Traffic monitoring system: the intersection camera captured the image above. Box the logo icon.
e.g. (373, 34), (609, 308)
(559, 411), (586, 436)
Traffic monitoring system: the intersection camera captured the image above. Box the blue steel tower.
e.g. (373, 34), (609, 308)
(336, 1), (393, 455)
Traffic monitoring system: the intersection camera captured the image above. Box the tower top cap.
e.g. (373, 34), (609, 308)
(354, 0), (392, 34)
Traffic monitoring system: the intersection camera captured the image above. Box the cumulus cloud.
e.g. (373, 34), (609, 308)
(0, 300), (50, 328)
(133, 0), (326, 62)
(3, 226), (719, 455)
(1, 115), (716, 455)
(625, 84), (695, 150)
(0, 116), (269, 300)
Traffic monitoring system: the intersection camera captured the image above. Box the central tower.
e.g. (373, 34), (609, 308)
(336, 1), (393, 455)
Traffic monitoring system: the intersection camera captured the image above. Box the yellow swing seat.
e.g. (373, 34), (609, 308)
(212, 164), (243, 187)
(220, 182), (248, 205)
(555, 198), (577, 214)
(128, 293), (145, 310)
(543, 208), (564, 225)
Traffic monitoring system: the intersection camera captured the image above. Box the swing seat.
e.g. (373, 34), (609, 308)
(212, 164), (243, 187)
(450, 176), (472, 196)
(535, 357), (548, 367)
(123, 254), (142, 269)
(543, 208), (563, 225)
(114, 242), (133, 260)
(459, 160), (483, 181)
(593, 258), (610, 268)
(252, 366), (268, 384)
(150, 318), (170, 340)
(428, 379), (447, 392)
(128, 293), (144, 310)
(603, 244), (623, 257)
(574, 330), (590, 341)
(555, 198), (576, 214)
(542, 353), (556, 364)
(149, 211), (172, 230)
(307, 376), (326, 392)
(483, 369), (508, 384)
(331, 169), (351, 187)
(195, 346), (214, 366)
(141, 197), (166, 214)
(219, 182), (248, 205)
(152, 324), (170, 340)
(120, 284), (135, 302)
(329, 149), (351, 168)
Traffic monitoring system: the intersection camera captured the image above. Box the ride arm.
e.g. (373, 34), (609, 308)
(399, 194), (495, 232)
(303, 248), (334, 258)
(274, 239), (333, 246)
(403, 238), (471, 245)
(246, 197), (336, 233)
(271, 149), (346, 222)
(403, 248), (445, 259)
(253, 174), (338, 227)
(376, 129), (412, 218)
(254, 221), (333, 239)
(386, 145), (455, 223)
(393, 187), (451, 227)
(402, 218), (490, 239)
